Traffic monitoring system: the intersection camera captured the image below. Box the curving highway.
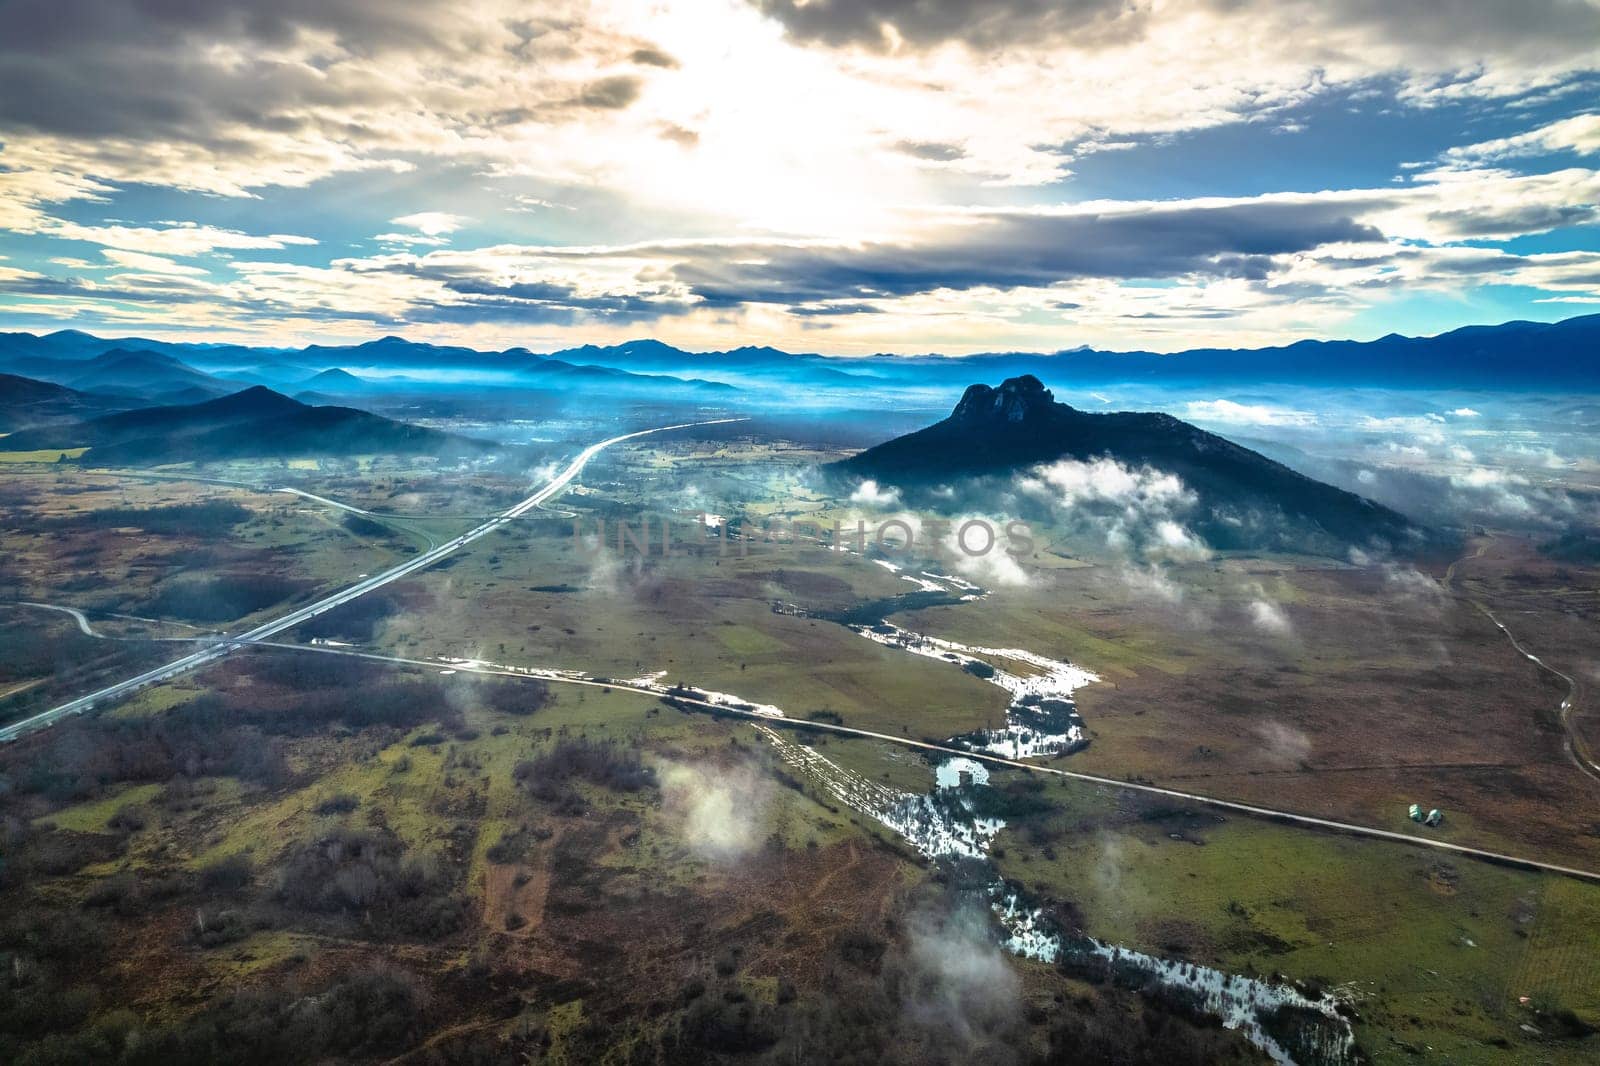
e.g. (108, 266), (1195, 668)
(0, 418), (744, 742)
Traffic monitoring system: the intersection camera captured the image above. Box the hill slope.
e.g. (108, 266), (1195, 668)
(0, 374), (124, 432)
(64, 347), (223, 395)
(831, 375), (1420, 553)
(4, 386), (493, 465)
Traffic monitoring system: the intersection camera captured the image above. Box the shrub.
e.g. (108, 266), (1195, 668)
(142, 574), (310, 625)
(313, 793), (360, 816)
(198, 853), (253, 893)
(512, 738), (655, 804)
(275, 829), (466, 940)
(484, 681), (552, 717)
(298, 594), (398, 642)
(341, 514), (390, 538)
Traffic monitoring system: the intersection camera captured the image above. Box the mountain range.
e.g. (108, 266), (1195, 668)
(3, 312), (1597, 394)
(831, 375), (1420, 554)
(3, 386), (491, 465)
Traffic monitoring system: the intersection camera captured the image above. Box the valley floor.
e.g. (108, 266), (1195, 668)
(1, 433), (1598, 1064)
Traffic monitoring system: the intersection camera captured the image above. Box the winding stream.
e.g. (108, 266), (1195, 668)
(775, 569), (1355, 1065)
(442, 566), (1356, 1064)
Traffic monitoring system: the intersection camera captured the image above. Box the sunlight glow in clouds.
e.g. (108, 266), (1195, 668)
(1, 0), (1600, 351)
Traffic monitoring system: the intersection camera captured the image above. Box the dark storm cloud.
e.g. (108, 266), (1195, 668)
(658, 200), (1382, 305)
(0, 0), (448, 54)
(443, 278), (690, 319)
(0, 269), (217, 306)
(0, 2), (641, 148)
(658, 123), (700, 147)
(750, 0), (1600, 56)
(330, 259), (695, 326)
(751, 0), (1140, 51)
(482, 77), (644, 127)
(0, 0), (450, 140)
(1423, 201), (1600, 240)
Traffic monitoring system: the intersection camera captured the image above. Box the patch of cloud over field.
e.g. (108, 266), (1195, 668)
(659, 759), (770, 859)
(1184, 399), (1318, 427)
(849, 478), (903, 508)
(937, 514), (1033, 587)
(902, 902), (1023, 1056)
(1253, 720), (1312, 769)
(1247, 596), (1294, 636)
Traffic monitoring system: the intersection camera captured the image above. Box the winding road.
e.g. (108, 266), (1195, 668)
(1445, 538), (1599, 786)
(0, 418), (743, 743)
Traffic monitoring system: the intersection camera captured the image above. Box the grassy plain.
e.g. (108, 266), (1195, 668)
(3, 430), (1599, 1062)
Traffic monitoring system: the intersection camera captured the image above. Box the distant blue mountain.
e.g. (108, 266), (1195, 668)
(918, 314), (1600, 388)
(4, 386), (491, 464)
(2, 312), (1596, 390)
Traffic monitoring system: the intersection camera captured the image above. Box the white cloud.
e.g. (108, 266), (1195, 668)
(1253, 720), (1311, 768)
(1248, 598), (1293, 636)
(849, 478), (902, 508)
(1, 2), (1599, 348)
(1017, 457), (1209, 562)
(101, 249), (210, 276)
(1450, 407), (1481, 417)
(1445, 113), (1600, 164)
(373, 232), (452, 247)
(390, 212), (469, 237)
(660, 760), (768, 859)
(1184, 399), (1318, 427)
(940, 516), (1033, 587)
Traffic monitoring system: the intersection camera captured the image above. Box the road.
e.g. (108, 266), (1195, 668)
(209, 638), (1600, 885)
(276, 485), (439, 550)
(0, 418), (743, 742)
(1445, 537), (1600, 786)
(21, 602), (95, 637)
(1479, 603), (1599, 782)
(275, 486), (386, 519)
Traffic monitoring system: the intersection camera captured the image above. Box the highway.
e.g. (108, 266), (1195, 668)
(0, 418), (743, 742)
(200, 638), (1600, 885)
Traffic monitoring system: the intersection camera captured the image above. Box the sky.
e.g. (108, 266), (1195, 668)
(1, 0), (1599, 355)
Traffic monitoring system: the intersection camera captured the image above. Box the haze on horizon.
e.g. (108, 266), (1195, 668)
(2, 0), (1599, 355)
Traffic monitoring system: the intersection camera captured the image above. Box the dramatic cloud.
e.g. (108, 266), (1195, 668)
(753, 0), (1600, 75)
(753, 0), (1138, 51)
(1, 0), (1599, 347)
